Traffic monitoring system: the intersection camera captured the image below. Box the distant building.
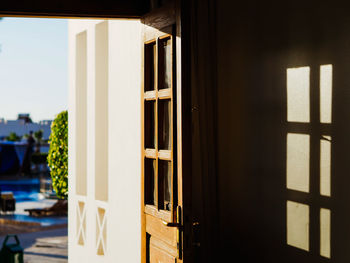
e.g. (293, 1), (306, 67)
(17, 113), (33, 123)
(0, 114), (52, 140)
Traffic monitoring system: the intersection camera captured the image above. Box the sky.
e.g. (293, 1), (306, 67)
(0, 17), (67, 122)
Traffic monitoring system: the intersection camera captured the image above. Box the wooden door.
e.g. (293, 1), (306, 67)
(141, 2), (184, 263)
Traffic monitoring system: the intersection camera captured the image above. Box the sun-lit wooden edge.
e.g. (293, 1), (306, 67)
(158, 88), (171, 99)
(145, 205), (172, 224)
(141, 20), (146, 263)
(159, 34), (172, 40)
(145, 148), (157, 159)
(145, 38), (157, 45)
(175, 0), (185, 261)
(158, 150), (171, 161)
(144, 90), (156, 100)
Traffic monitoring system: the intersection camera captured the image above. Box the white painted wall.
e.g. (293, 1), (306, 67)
(68, 19), (141, 263)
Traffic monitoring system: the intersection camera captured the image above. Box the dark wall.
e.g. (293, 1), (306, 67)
(214, 1), (350, 262)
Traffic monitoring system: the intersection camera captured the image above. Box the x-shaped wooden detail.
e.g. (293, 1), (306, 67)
(77, 201), (86, 245)
(96, 207), (107, 255)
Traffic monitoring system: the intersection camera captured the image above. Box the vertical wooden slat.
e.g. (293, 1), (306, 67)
(155, 37), (159, 210)
(170, 34), (175, 222)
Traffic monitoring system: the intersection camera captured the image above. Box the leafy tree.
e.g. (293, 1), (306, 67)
(34, 129), (44, 142)
(6, 132), (21, 142)
(47, 111), (68, 199)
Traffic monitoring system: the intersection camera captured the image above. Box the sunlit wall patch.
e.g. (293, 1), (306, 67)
(320, 136), (331, 197)
(320, 65), (333, 124)
(287, 200), (309, 251)
(286, 133), (310, 193)
(287, 67), (310, 123)
(320, 208), (331, 258)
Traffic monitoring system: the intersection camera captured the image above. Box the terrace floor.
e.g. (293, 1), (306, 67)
(0, 227), (67, 262)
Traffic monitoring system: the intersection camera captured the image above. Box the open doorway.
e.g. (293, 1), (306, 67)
(0, 2), (185, 262)
(0, 17), (68, 262)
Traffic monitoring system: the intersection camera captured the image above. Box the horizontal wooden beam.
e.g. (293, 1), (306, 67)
(0, 0), (149, 18)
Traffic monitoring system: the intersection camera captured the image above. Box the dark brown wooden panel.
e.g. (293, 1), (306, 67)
(0, 0), (149, 18)
(141, 1), (175, 29)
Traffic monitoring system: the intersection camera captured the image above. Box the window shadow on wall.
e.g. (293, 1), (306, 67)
(213, 2), (350, 263)
(285, 64), (332, 260)
(255, 50), (350, 263)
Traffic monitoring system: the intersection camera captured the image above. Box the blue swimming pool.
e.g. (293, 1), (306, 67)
(0, 178), (66, 227)
(0, 178), (42, 202)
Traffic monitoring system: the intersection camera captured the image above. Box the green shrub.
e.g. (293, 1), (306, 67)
(47, 111), (68, 199)
(6, 132), (21, 142)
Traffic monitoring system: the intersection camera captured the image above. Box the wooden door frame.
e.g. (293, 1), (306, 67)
(0, 0), (148, 18)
